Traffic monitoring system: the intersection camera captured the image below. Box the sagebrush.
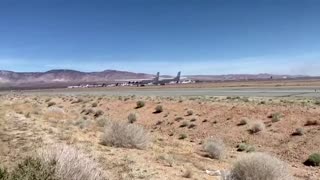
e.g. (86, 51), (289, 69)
(38, 144), (105, 180)
(203, 138), (225, 159)
(101, 121), (150, 149)
(228, 153), (292, 180)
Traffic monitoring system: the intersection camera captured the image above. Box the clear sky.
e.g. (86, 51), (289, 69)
(0, 0), (319, 75)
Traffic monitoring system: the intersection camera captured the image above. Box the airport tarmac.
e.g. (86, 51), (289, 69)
(7, 86), (320, 97)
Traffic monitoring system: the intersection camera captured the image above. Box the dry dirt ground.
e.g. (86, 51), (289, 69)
(0, 94), (319, 179)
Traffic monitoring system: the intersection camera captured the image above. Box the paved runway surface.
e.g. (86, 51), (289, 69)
(10, 87), (320, 97)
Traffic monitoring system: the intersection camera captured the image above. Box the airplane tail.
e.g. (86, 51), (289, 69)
(153, 72), (160, 83)
(174, 71), (181, 83)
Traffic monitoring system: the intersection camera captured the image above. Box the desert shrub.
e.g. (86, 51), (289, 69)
(101, 121), (149, 149)
(203, 138), (225, 159)
(10, 157), (57, 180)
(180, 121), (189, 128)
(238, 119), (247, 126)
(315, 100), (320, 105)
(190, 118), (196, 122)
(47, 102), (56, 107)
(154, 105), (163, 113)
(74, 119), (90, 129)
(0, 167), (9, 179)
(71, 98), (83, 104)
(92, 102), (98, 107)
(182, 169), (192, 178)
(178, 134), (187, 140)
(25, 112), (31, 118)
(242, 97), (249, 102)
(186, 110), (193, 116)
(271, 112), (282, 122)
(37, 144), (104, 180)
(259, 101), (266, 104)
(237, 143), (255, 153)
(304, 153), (320, 166)
(175, 117), (184, 122)
(83, 108), (94, 115)
(128, 113), (137, 123)
(188, 123), (196, 129)
(249, 121), (265, 134)
(292, 128), (304, 136)
(229, 153), (292, 180)
(305, 120), (318, 126)
(136, 101), (145, 108)
(96, 118), (108, 127)
(94, 110), (104, 118)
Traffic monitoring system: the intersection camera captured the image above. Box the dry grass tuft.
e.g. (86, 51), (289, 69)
(249, 121), (265, 134)
(203, 138), (225, 159)
(154, 105), (163, 113)
(136, 101), (145, 108)
(305, 119), (318, 126)
(186, 110), (193, 116)
(37, 144), (105, 180)
(101, 121), (150, 149)
(182, 168), (193, 178)
(128, 113), (137, 123)
(10, 157), (56, 180)
(237, 118), (248, 126)
(228, 153), (292, 180)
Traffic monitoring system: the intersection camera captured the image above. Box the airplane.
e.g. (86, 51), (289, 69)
(157, 71), (181, 85)
(136, 72), (160, 86)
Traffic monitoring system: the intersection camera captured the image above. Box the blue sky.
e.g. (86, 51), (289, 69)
(0, 0), (319, 75)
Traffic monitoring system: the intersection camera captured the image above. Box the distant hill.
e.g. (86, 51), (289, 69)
(0, 69), (153, 89)
(185, 73), (309, 81)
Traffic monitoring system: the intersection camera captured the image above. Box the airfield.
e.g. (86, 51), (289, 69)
(9, 86), (320, 97)
(5, 79), (320, 98)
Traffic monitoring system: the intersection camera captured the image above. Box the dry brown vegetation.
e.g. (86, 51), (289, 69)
(0, 94), (319, 179)
(228, 153), (293, 180)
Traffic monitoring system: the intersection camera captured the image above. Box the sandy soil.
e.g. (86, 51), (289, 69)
(0, 94), (319, 179)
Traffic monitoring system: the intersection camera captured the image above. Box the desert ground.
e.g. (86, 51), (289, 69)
(0, 85), (320, 179)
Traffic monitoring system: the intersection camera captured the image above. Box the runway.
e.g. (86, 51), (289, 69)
(10, 86), (320, 97)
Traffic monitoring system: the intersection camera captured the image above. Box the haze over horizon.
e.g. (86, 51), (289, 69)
(1, 0), (319, 75)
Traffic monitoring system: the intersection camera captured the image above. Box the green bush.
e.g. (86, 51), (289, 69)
(304, 153), (320, 166)
(136, 101), (145, 108)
